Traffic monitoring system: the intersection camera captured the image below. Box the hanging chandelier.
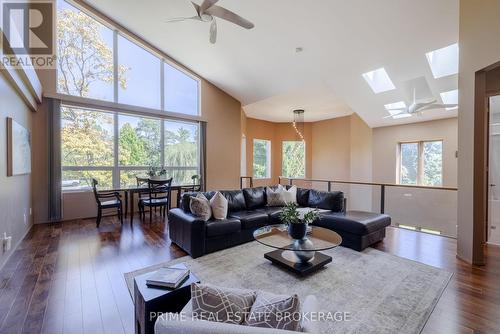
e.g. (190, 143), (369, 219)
(292, 109), (305, 141)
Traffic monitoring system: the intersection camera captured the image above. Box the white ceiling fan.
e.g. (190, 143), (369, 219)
(384, 89), (458, 119)
(165, 0), (255, 44)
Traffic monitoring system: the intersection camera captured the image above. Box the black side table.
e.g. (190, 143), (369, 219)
(134, 263), (200, 334)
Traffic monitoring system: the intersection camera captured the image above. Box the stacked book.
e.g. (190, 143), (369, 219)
(146, 266), (190, 289)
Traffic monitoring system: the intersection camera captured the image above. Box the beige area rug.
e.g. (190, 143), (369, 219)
(124, 241), (452, 334)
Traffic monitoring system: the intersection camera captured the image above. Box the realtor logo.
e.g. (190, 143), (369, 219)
(1, 0), (55, 68)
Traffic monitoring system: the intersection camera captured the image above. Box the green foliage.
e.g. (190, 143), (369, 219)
(282, 141), (305, 178)
(280, 202), (301, 224)
(422, 141), (443, 186)
(253, 140), (269, 178)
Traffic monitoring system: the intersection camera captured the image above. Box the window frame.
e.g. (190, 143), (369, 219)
(397, 140), (443, 186)
(281, 140), (306, 178)
(252, 139), (272, 179)
(61, 103), (201, 192)
(56, 0), (201, 116)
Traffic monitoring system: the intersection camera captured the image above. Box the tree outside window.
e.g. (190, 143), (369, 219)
(399, 141), (443, 186)
(253, 139), (271, 179)
(282, 141), (305, 178)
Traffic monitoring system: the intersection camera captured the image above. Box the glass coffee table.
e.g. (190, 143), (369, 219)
(254, 224), (342, 276)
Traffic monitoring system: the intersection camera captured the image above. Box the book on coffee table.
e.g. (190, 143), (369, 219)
(146, 267), (190, 289)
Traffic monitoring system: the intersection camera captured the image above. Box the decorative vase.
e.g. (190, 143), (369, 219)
(288, 222), (307, 240)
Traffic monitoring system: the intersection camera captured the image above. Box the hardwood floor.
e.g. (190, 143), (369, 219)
(0, 217), (498, 334)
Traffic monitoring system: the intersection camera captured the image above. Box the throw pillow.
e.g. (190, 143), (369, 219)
(191, 283), (256, 324)
(210, 191), (228, 220)
(244, 291), (301, 331)
(266, 185), (286, 206)
(189, 193), (212, 221)
(282, 185), (297, 204)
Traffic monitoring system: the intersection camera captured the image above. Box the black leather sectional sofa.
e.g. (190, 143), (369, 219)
(168, 186), (391, 258)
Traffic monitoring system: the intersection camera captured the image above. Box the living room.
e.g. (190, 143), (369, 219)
(0, 0), (499, 333)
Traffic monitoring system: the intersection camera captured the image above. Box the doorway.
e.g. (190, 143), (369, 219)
(488, 95), (500, 245)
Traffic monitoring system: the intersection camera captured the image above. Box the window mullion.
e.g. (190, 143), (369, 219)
(113, 112), (119, 188)
(418, 141), (424, 185)
(160, 120), (165, 168)
(113, 30), (118, 103)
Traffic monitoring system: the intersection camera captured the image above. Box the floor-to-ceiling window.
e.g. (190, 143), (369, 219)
(57, 0), (202, 191)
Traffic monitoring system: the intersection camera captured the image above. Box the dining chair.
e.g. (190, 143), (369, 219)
(136, 176), (150, 218)
(139, 178), (173, 222)
(92, 179), (123, 227)
(180, 174), (202, 193)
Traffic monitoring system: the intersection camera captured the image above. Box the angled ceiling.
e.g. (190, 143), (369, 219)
(84, 0), (459, 127)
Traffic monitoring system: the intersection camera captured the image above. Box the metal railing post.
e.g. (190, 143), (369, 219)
(380, 184), (385, 214)
(328, 181), (332, 192)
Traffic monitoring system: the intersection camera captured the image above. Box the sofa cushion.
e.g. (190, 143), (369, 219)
(221, 190), (247, 212)
(242, 187), (266, 210)
(210, 192), (228, 219)
(191, 283), (256, 325)
(308, 189), (344, 212)
(266, 186), (286, 206)
(244, 291), (301, 331)
(282, 185), (297, 204)
(296, 188), (310, 207)
(181, 191), (215, 212)
(229, 211), (269, 230)
(189, 193), (212, 221)
(315, 211), (391, 235)
(206, 218), (241, 237)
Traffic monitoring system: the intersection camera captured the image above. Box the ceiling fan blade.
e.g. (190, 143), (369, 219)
(165, 16), (200, 23)
(386, 108), (407, 111)
(191, 1), (201, 15)
(205, 5), (255, 29)
(209, 18), (217, 44)
(441, 104), (458, 109)
(418, 103), (450, 112)
(200, 0), (219, 14)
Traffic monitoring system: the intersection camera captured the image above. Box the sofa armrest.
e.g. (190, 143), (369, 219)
(155, 316), (304, 334)
(168, 208), (206, 258)
(301, 295), (319, 334)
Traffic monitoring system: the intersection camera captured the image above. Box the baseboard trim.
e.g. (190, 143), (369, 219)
(0, 222), (34, 271)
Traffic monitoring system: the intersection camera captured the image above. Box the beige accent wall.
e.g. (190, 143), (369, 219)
(372, 118), (458, 187)
(243, 117), (313, 188)
(372, 118), (458, 237)
(0, 74), (33, 268)
(457, 0), (500, 263)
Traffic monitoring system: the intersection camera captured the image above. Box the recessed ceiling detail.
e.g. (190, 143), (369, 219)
(426, 43), (459, 78)
(362, 68), (396, 94)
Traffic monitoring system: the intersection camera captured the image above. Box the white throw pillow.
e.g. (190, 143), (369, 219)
(266, 185), (286, 206)
(189, 193), (212, 221)
(282, 185), (297, 204)
(210, 191), (228, 220)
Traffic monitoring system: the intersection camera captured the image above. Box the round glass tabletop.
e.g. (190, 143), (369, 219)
(253, 224), (342, 252)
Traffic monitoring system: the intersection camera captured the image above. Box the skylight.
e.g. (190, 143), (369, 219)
(440, 89), (458, 110)
(362, 68), (395, 93)
(384, 101), (407, 116)
(426, 43), (459, 78)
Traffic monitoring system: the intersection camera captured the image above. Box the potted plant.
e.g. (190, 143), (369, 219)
(280, 203), (320, 239)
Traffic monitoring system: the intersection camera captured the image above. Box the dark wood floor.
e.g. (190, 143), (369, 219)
(0, 216), (498, 334)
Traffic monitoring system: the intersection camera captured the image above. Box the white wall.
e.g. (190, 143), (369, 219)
(372, 118), (458, 236)
(0, 74), (33, 268)
(458, 0), (500, 262)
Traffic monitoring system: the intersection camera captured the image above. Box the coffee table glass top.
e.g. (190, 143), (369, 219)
(253, 224), (342, 252)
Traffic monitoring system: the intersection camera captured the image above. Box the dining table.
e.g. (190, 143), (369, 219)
(101, 177), (201, 222)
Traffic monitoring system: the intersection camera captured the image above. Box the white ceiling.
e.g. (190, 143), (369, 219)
(85, 0), (459, 127)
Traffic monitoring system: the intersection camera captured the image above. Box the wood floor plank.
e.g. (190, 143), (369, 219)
(0, 214), (499, 334)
